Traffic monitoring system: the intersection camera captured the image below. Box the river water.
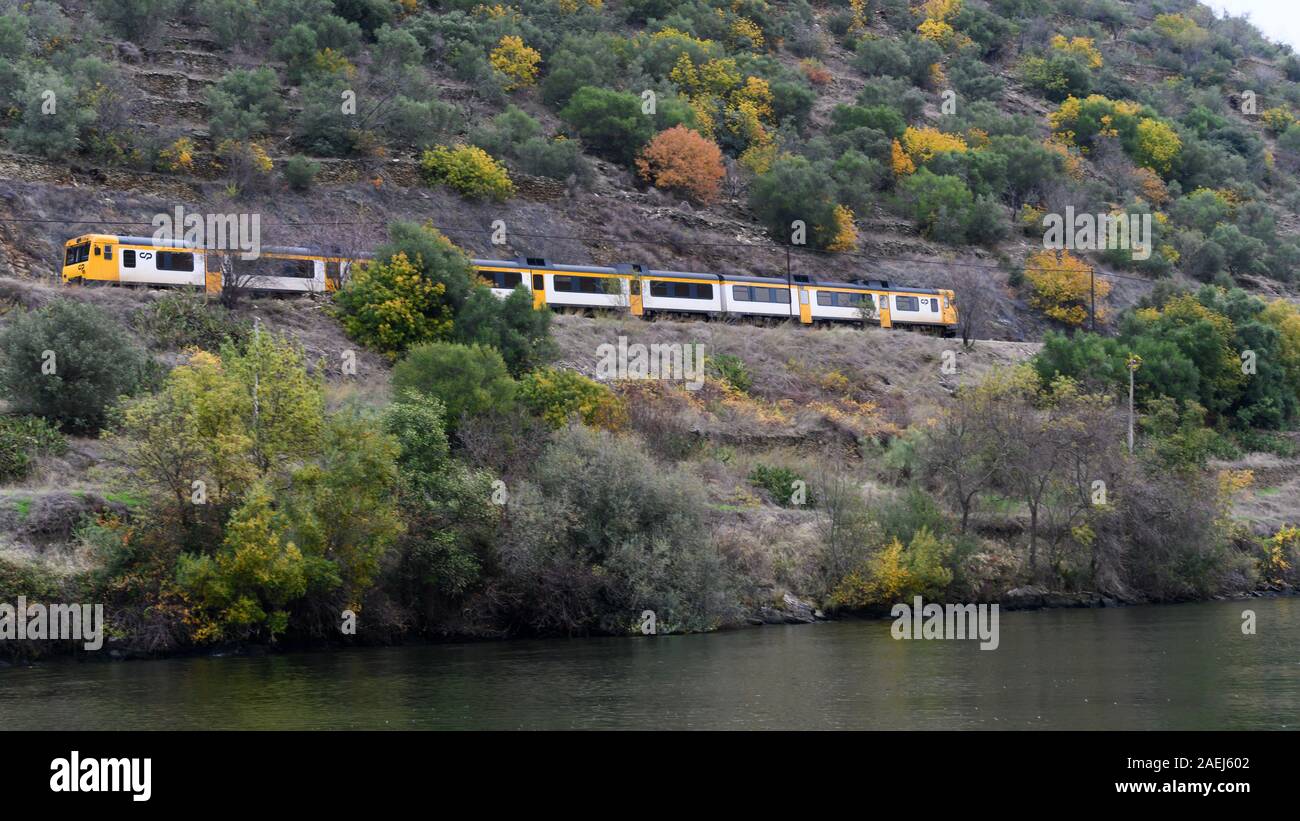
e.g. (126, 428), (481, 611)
(2, 597), (1297, 730)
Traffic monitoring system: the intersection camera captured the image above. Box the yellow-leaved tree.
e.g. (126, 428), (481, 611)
(335, 251), (451, 358)
(1023, 250), (1109, 326)
(420, 144), (514, 201)
(489, 35), (540, 90)
(829, 527), (954, 608)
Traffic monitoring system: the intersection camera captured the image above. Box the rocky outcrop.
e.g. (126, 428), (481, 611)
(1000, 586), (1120, 610)
(748, 593), (826, 626)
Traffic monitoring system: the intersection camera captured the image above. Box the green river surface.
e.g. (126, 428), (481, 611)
(1, 597), (1297, 729)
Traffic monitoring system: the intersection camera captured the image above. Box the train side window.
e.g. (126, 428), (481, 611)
(879, 296), (888, 310)
(157, 251), (195, 272)
(532, 274), (544, 291)
(775, 288), (790, 304)
(500, 270), (522, 289)
(93, 246), (101, 256)
(695, 283), (713, 300)
(552, 275), (572, 292)
(278, 259), (314, 278)
(930, 297), (939, 313)
(104, 246), (113, 260)
(733, 286), (751, 302)
(895, 296), (919, 311)
(630, 279), (641, 295)
(123, 250), (135, 268)
(650, 280), (670, 297)
(816, 292), (831, 306)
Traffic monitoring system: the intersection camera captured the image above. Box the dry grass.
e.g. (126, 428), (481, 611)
(1213, 451), (1300, 536)
(551, 313), (1040, 431)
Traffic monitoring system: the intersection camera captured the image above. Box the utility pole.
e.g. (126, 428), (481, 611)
(1126, 353), (1141, 454)
(786, 246), (793, 319)
(252, 316), (260, 432)
(1090, 267), (1096, 333)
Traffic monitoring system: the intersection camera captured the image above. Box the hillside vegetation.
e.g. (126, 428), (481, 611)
(2, 0), (1300, 656)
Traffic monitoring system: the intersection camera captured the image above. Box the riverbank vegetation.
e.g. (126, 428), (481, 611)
(1, 222), (1297, 660)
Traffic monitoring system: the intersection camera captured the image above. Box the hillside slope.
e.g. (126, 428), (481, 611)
(3, 0), (1299, 342)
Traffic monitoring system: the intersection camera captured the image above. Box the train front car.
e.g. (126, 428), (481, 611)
(62, 234), (208, 288)
(878, 287), (958, 336)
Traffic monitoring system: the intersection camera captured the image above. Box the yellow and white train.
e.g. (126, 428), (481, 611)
(62, 234), (958, 333)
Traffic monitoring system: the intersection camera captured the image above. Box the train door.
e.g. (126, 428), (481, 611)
(205, 253), (223, 295)
(325, 261), (342, 291)
(878, 294), (892, 329)
(629, 278), (643, 316)
(531, 273), (547, 309)
(797, 286), (812, 324)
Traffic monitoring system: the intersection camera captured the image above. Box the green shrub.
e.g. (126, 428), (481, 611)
(335, 252), (451, 358)
(92, 0), (176, 39)
(830, 104), (905, 139)
(206, 67), (283, 142)
(517, 367), (625, 429)
(471, 106), (592, 183)
(895, 168), (980, 243)
(559, 86), (673, 165)
(385, 96), (461, 149)
(195, 0), (263, 49)
(828, 526), (955, 609)
(0, 300), (152, 434)
(294, 77), (359, 155)
(1018, 53), (1092, 102)
(0, 554), (61, 602)
(748, 154), (841, 248)
(383, 391), (498, 602)
(748, 463), (814, 507)
(0, 415), (69, 481)
(391, 342), (516, 435)
(282, 154), (320, 191)
(708, 353), (752, 393)
(375, 221), (476, 312)
(853, 36), (911, 77)
(453, 286), (555, 376)
(498, 426), (740, 634)
(5, 69), (92, 159)
(875, 485), (952, 544)
(136, 293), (250, 350)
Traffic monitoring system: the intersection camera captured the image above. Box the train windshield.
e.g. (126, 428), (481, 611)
(65, 242), (90, 266)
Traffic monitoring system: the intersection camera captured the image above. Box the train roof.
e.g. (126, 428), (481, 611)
(67, 234), (368, 258)
(470, 258), (618, 274)
(467, 258), (950, 294)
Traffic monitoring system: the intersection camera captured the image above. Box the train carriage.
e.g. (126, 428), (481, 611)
(639, 269), (723, 318)
(719, 273), (795, 320)
(63, 234), (207, 288)
(61, 234), (360, 295)
(881, 289), (953, 330)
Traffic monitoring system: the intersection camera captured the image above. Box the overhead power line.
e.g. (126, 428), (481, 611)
(0, 216), (1161, 282)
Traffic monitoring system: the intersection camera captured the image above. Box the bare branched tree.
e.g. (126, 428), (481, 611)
(950, 265), (994, 346)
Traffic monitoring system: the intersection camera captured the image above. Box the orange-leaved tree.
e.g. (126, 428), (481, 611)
(635, 125), (725, 205)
